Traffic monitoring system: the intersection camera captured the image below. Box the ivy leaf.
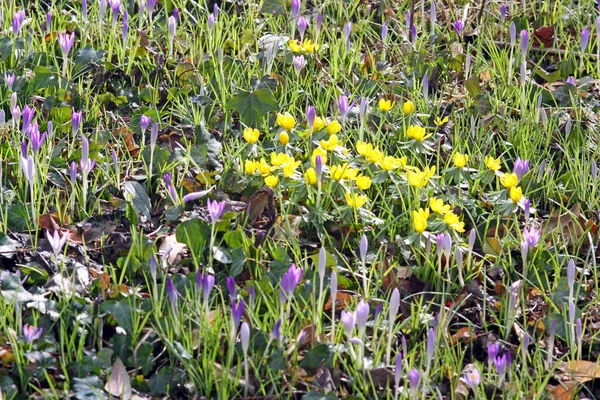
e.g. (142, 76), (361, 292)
(102, 300), (134, 334)
(227, 88), (279, 127)
(122, 181), (151, 220)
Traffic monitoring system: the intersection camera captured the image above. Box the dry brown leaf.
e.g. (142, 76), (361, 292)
(105, 358), (132, 399)
(451, 327), (475, 345)
(548, 381), (578, 400)
(38, 213), (61, 232)
(323, 291), (354, 311)
(556, 360), (600, 383)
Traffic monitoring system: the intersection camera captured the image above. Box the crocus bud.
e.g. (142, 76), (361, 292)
(21, 105), (34, 133)
(567, 259), (575, 289)
(213, 3), (220, 20)
(408, 369), (420, 397)
(72, 110), (82, 135)
(338, 94), (350, 119)
(306, 105), (316, 132)
(513, 157), (529, 179)
(592, 160), (597, 179)
(426, 327), (435, 363)
(318, 246), (326, 283)
(168, 16), (177, 50)
(249, 286), (255, 308)
(423, 72), (429, 97)
(166, 277), (177, 308)
(520, 29), (529, 58)
(241, 322), (250, 354)
(394, 353), (402, 388)
(524, 198), (531, 219)
(298, 16), (308, 41)
(271, 318), (282, 341)
(330, 270), (337, 307)
(208, 13), (216, 34)
(500, 3), (507, 18)
(341, 311), (355, 338)
(359, 97), (368, 121)
(82, 0), (88, 21)
(581, 28), (590, 53)
(232, 298), (244, 327)
(99, 0), (107, 20)
(203, 273), (215, 304)
(150, 122), (158, 147)
(293, 55), (306, 75)
(315, 155), (323, 182)
(147, 0), (156, 15)
(5, 73), (15, 90)
(381, 22), (388, 42)
(70, 161), (77, 184)
(510, 22), (516, 46)
(354, 300), (369, 330)
(226, 276), (236, 303)
(122, 9), (129, 39)
(46, 12), (52, 32)
(149, 255), (157, 281)
(569, 299), (576, 325)
(359, 234), (368, 263)
(442, 233), (452, 259)
(389, 288), (399, 325)
(291, 0), (301, 18)
(343, 22), (352, 50)
(453, 19), (464, 33)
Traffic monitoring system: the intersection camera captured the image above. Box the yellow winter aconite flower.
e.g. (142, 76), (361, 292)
(412, 208), (430, 234)
(434, 116), (449, 126)
(288, 39), (302, 53)
(407, 166), (435, 187)
(355, 175), (372, 190)
(345, 192), (367, 208)
(279, 131), (289, 146)
(444, 212), (465, 232)
(270, 152), (290, 167)
(379, 156), (398, 171)
(243, 127), (260, 144)
(500, 172), (519, 188)
(356, 141), (372, 156)
(403, 100), (415, 115)
(245, 160), (257, 175)
(485, 156), (501, 171)
(429, 197), (452, 214)
(301, 39), (319, 53)
(264, 175), (278, 187)
(313, 116), (326, 132)
(395, 156), (408, 168)
(320, 134), (339, 151)
(277, 112), (295, 130)
(406, 125), (432, 141)
(311, 147), (328, 166)
(330, 164), (357, 181)
(378, 98), (395, 111)
(510, 186), (523, 203)
(453, 153), (468, 168)
(327, 120), (342, 134)
(282, 158), (300, 178)
(424, 166), (436, 178)
(257, 158), (271, 176)
(304, 168), (317, 185)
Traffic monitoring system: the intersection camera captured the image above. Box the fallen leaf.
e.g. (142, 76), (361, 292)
(548, 381), (578, 400)
(451, 327), (475, 345)
(323, 291), (355, 311)
(105, 358), (132, 399)
(556, 360), (600, 383)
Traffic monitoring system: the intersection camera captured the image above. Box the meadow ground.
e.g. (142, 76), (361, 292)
(1, 0), (600, 398)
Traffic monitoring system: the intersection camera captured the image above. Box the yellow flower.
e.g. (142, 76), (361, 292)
(301, 39), (319, 53)
(510, 186), (522, 203)
(406, 125), (432, 141)
(403, 100), (415, 115)
(444, 212), (465, 232)
(355, 175), (372, 190)
(244, 160), (257, 175)
(379, 156), (397, 171)
(484, 156), (501, 171)
(453, 153), (468, 168)
(311, 147), (328, 166)
(330, 164), (357, 181)
(277, 112), (296, 130)
(327, 120), (342, 134)
(313, 116), (326, 132)
(407, 166), (435, 187)
(345, 192), (367, 208)
(429, 197), (451, 214)
(282, 160), (299, 178)
(289, 39), (302, 53)
(264, 175), (278, 187)
(378, 98), (395, 111)
(395, 156), (408, 168)
(500, 172), (519, 188)
(270, 152), (290, 167)
(257, 158), (271, 176)
(304, 168), (317, 185)
(279, 131), (289, 146)
(243, 127), (260, 144)
(356, 141), (372, 157)
(320, 134), (339, 151)
(434, 116), (449, 126)
(412, 208), (430, 234)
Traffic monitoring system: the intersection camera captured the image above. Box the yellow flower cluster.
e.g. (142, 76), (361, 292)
(412, 197), (465, 235)
(289, 39), (319, 53)
(406, 166), (436, 187)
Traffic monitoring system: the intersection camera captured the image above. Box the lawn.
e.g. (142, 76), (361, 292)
(1, 0), (600, 398)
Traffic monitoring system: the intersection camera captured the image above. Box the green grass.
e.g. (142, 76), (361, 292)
(1, 0), (600, 398)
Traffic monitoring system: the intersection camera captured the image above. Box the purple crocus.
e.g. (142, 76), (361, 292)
(182, 189), (210, 203)
(46, 12), (52, 33)
(21, 105), (34, 133)
(488, 343), (501, 363)
(338, 94), (350, 119)
(226, 276), (236, 303)
(80, 136), (96, 175)
(359, 234), (368, 263)
(298, 16), (308, 41)
(249, 285), (255, 308)
(524, 198), (531, 219)
(5, 73), (16, 90)
(359, 97), (368, 121)
(146, 0), (156, 16)
(581, 28), (591, 53)
(149, 255), (157, 281)
(464, 367), (481, 388)
(499, 3), (507, 19)
(72, 110), (82, 135)
(164, 173), (179, 204)
(172, 8), (180, 21)
(567, 259), (575, 289)
(122, 9), (129, 39)
(520, 29), (529, 58)
(140, 115), (152, 134)
(513, 157), (529, 179)
(306, 105), (316, 132)
(494, 353), (508, 375)
(291, 0), (301, 19)
(150, 122), (158, 147)
(166, 277), (177, 307)
(566, 76), (575, 85)
(394, 353), (402, 388)
(426, 327), (435, 364)
(168, 15), (177, 40)
(59, 31), (75, 57)
(232, 298), (245, 327)
(82, 0), (88, 21)
(213, 3), (220, 20)
(354, 300), (369, 330)
(315, 154), (323, 182)
(21, 155), (35, 184)
(510, 22), (516, 46)
(23, 324), (43, 343)
(46, 229), (69, 256)
(271, 318), (282, 341)
(293, 55), (307, 74)
(12, 10), (26, 35)
(203, 273), (215, 304)
(453, 19), (464, 33)
(99, 0), (107, 20)
(280, 263), (303, 303)
(69, 161), (77, 184)
(111, 148), (118, 175)
(207, 198), (226, 223)
(109, 0), (121, 27)
(315, 12), (323, 38)
(341, 310), (355, 338)
(343, 22), (352, 50)
(522, 226), (541, 250)
(47, 120), (53, 138)
(28, 123), (46, 154)
(408, 369), (420, 397)
(208, 13), (215, 33)
(381, 22), (388, 42)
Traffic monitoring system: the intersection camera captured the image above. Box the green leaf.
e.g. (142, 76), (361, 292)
(195, 120), (221, 167)
(175, 219), (211, 258)
(260, 0), (285, 15)
(102, 299), (134, 334)
(300, 344), (333, 374)
(212, 246), (232, 264)
(28, 66), (59, 92)
(229, 248), (246, 277)
(136, 343), (155, 376)
(0, 233), (19, 259)
(122, 181), (152, 220)
(464, 75), (481, 98)
(224, 229), (246, 248)
(0, 38), (24, 61)
(227, 88), (279, 127)
(74, 47), (105, 74)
